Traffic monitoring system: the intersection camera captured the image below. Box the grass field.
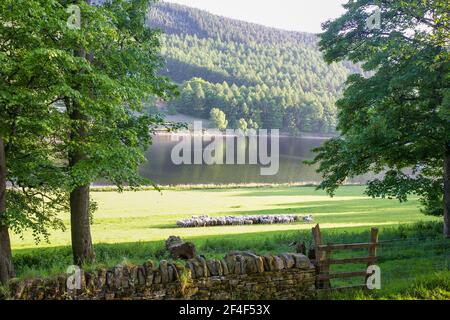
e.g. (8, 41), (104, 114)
(9, 185), (449, 299)
(11, 185), (438, 249)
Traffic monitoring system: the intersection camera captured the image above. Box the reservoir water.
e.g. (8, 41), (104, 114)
(139, 134), (373, 185)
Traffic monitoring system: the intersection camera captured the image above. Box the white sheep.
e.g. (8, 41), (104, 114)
(176, 214), (304, 228)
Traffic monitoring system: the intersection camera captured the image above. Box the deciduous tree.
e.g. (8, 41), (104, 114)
(210, 108), (228, 130)
(61, 0), (178, 265)
(310, 0), (450, 237)
(0, 0), (71, 283)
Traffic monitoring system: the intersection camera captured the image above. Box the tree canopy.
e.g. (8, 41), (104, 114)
(0, 0), (179, 282)
(310, 0), (450, 236)
(210, 108), (228, 130)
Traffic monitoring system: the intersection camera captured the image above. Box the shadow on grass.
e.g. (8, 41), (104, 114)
(12, 221), (446, 281)
(233, 188), (324, 197)
(232, 186), (368, 197)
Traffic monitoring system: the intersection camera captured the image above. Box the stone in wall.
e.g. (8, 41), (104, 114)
(6, 252), (316, 300)
(165, 236), (196, 260)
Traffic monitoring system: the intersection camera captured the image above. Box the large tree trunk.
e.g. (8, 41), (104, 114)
(70, 185), (94, 266)
(444, 144), (450, 238)
(69, 2), (96, 265)
(69, 104), (95, 266)
(0, 137), (14, 284)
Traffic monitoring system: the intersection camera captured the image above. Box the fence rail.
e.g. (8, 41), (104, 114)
(317, 243), (375, 250)
(318, 257), (375, 266)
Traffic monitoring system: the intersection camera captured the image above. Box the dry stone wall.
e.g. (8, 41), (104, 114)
(7, 252), (316, 300)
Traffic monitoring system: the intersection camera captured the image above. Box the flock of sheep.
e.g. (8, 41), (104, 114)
(176, 214), (313, 228)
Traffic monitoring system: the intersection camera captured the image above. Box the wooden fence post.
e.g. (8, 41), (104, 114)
(312, 224), (330, 289)
(366, 227), (379, 285)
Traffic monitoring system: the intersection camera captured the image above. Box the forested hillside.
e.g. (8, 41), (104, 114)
(148, 2), (361, 133)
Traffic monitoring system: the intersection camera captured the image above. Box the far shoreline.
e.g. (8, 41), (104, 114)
(90, 182), (365, 192)
(153, 130), (337, 140)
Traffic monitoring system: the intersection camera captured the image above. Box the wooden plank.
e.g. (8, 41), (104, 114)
(317, 270), (370, 280)
(322, 247), (331, 289)
(367, 228), (379, 260)
(318, 257), (376, 266)
(366, 227), (379, 283)
(318, 242), (377, 251)
(312, 224), (323, 262)
(312, 224), (330, 289)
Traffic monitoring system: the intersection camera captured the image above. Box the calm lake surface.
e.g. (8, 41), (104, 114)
(139, 134), (373, 185)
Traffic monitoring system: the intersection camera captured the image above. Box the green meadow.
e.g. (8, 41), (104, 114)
(11, 185), (437, 249)
(10, 185), (449, 299)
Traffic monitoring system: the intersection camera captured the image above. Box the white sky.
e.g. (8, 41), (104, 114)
(164, 0), (348, 33)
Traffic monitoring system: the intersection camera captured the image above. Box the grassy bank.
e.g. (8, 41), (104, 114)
(9, 185), (448, 299)
(11, 185), (438, 249)
(12, 221), (449, 299)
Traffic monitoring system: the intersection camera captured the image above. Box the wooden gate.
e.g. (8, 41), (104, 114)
(312, 224), (379, 291)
